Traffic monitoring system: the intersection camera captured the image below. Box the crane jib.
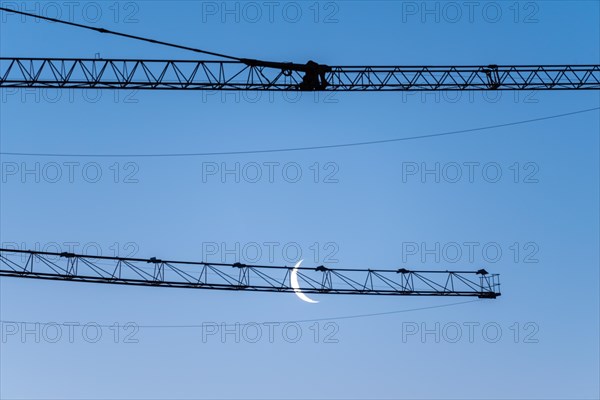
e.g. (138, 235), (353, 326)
(1, 58), (598, 91)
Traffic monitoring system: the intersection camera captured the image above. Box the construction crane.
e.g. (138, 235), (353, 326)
(1, 9), (597, 300)
(0, 249), (501, 298)
(0, 7), (598, 92)
(2, 57), (599, 91)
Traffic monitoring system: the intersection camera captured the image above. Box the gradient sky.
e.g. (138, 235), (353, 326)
(0, 1), (599, 399)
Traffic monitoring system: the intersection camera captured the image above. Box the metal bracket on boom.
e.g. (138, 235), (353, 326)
(241, 58), (331, 90)
(483, 64), (501, 89)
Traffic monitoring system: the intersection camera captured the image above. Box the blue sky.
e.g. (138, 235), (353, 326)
(0, 1), (599, 399)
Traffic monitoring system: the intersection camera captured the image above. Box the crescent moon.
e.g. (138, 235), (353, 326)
(290, 260), (319, 304)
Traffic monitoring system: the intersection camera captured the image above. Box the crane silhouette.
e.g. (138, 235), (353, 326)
(1, 7), (598, 298)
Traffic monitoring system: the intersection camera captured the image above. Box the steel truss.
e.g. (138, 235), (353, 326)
(1, 58), (598, 91)
(0, 249), (500, 298)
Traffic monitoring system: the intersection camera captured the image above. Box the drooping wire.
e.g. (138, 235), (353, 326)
(0, 299), (482, 328)
(0, 7), (243, 62)
(1, 107), (597, 158)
